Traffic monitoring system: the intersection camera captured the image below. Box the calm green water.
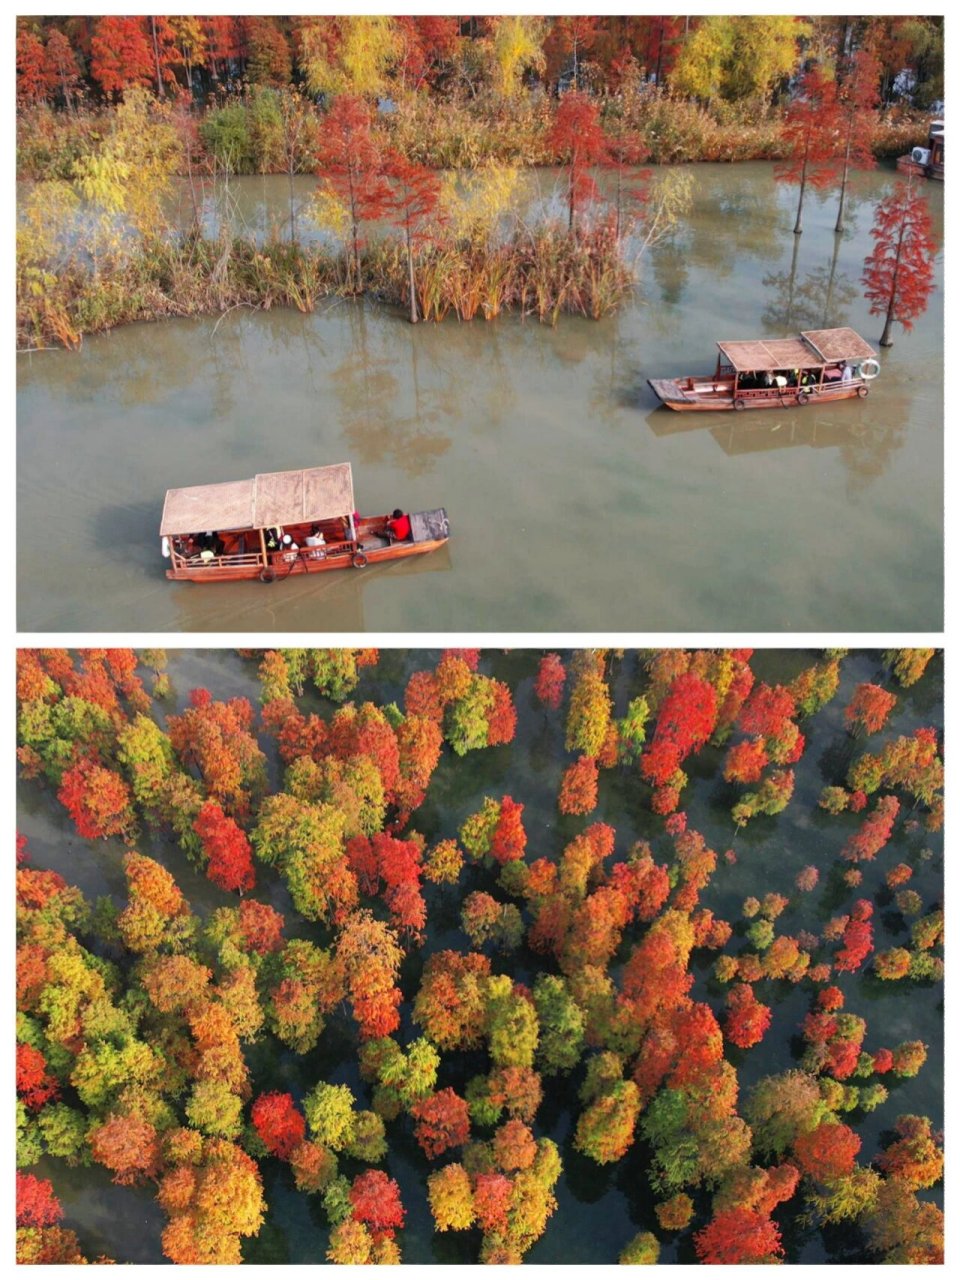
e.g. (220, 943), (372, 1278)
(17, 164), (943, 631)
(18, 649), (943, 1263)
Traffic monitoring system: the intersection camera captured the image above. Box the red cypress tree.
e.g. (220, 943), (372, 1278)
(16, 1043), (60, 1111)
(251, 1092), (306, 1159)
(862, 180), (937, 346)
(841, 796), (900, 862)
(90, 16), (155, 98)
(411, 1088), (471, 1159)
(16, 1173), (63, 1228)
(490, 796), (527, 864)
(793, 1121), (861, 1182)
(57, 758), (135, 841)
(695, 1207), (783, 1264)
(385, 151), (442, 323)
(547, 90), (611, 231)
(316, 95), (392, 291)
(558, 756), (599, 815)
(194, 800), (255, 894)
(845, 683), (898, 735)
(641, 672), (717, 788)
(349, 1170), (405, 1242)
(534, 653), (566, 711)
(775, 66), (841, 235)
(738, 683), (796, 739)
(237, 899), (285, 954)
(724, 984), (773, 1049)
(724, 738), (769, 784)
(834, 46), (881, 232)
(486, 680), (518, 746)
(89, 1114), (162, 1185)
(16, 29), (48, 105)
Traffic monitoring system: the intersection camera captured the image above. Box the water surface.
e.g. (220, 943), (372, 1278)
(18, 165), (943, 631)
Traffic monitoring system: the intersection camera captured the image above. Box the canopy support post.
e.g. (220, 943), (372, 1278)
(259, 527), (268, 569)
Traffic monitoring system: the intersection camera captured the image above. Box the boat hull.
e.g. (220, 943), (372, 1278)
(647, 377), (869, 412)
(166, 536), (447, 583)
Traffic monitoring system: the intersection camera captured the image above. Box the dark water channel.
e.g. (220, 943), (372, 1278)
(17, 649), (944, 1264)
(17, 164), (943, 631)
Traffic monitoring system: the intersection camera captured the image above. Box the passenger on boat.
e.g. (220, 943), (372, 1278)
(841, 364), (854, 382)
(387, 509), (412, 541)
(305, 526), (327, 559)
(196, 531), (225, 556)
(265, 527), (282, 550)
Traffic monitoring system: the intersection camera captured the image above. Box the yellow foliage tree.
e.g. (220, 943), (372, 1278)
(671, 16), (809, 104)
(440, 160), (520, 244)
(299, 16), (400, 98)
(488, 16), (546, 98)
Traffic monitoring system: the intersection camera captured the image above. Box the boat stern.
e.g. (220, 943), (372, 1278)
(410, 508), (450, 543)
(648, 377), (694, 410)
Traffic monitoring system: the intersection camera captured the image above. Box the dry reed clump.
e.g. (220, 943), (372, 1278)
(870, 108), (932, 158)
(369, 223), (632, 325)
(608, 88), (787, 164)
(18, 218), (635, 348)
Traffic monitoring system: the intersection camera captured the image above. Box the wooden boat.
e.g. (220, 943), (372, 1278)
(648, 327), (880, 412)
(161, 462), (449, 583)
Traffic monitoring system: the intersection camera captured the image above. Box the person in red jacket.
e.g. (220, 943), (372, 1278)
(387, 508), (411, 541)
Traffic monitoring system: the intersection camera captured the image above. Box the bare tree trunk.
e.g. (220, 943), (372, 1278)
(835, 122), (853, 233)
(150, 16), (165, 98)
(288, 162), (296, 245)
(406, 225), (419, 323)
(793, 166), (807, 235)
(880, 219), (907, 347)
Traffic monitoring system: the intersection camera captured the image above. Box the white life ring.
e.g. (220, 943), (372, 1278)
(161, 536), (171, 558)
(860, 358), (880, 380)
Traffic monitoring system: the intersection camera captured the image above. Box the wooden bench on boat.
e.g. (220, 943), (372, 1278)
(160, 462), (449, 583)
(648, 327), (880, 412)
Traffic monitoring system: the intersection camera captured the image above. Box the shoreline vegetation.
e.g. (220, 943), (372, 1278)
(16, 15), (941, 349)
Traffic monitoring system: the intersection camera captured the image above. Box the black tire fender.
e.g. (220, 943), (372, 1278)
(734, 397), (746, 411)
(858, 385), (869, 398)
(259, 567), (276, 584)
(353, 551), (368, 569)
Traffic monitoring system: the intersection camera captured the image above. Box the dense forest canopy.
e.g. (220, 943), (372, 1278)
(15, 16), (945, 112)
(16, 648), (943, 1263)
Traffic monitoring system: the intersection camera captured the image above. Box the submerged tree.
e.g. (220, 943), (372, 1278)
(861, 180), (936, 347)
(775, 66), (841, 235)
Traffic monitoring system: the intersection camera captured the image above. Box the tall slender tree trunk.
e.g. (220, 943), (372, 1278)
(406, 224), (419, 323)
(288, 162), (296, 245)
(150, 17), (164, 97)
(793, 136), (810, 235)
(880, 219), (907, 347)
(835, 122), (853, 233)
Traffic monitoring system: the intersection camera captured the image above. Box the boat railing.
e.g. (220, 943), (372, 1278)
(268, 540), (355, 567)
(172, 550), (265, 571)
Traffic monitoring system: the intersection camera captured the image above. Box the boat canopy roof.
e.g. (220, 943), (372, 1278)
(716, 327), (877, 372)
(160, 463), (355, 536)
